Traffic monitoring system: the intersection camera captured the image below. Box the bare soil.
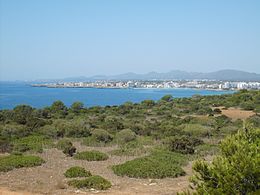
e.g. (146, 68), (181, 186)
(218, 107), (255, 120)
(0, 142), (192, 195)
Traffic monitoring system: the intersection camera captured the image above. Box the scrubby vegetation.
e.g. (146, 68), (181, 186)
(0, 154), (45, 172)
(74, 150), (109, 161)
(68, 175), (112, 190)
(64, 166), (91, 178)
(112, 150), (187, 178)
(0, 90), (259, 192)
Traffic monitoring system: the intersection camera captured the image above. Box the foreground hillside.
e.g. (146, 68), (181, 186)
(0, 90), (259, 194)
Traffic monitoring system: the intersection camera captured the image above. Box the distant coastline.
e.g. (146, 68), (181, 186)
(31, 84), (233, 91)
(31, 79), (260, 91)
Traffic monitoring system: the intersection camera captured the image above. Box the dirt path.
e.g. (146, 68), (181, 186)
(0, 143), (193, 195)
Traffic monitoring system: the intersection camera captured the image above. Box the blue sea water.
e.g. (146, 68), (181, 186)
(0, 82), (234, 109)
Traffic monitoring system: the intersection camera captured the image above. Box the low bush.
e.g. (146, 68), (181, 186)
(74, 150), (108, 161)
(180, 124), (211, 137)
(0, 137), (12, 153)
(213, 108), (222, 114)
(91, 129), (113, 143)
(164, 135), (203, 154)
(112, 150), (187, 178)
(56, 139), (76, 156)
(63, 146), (76, 157)
(115, 129), (136, 144)
(136, 136), (155, 145)
(218, 125), (239, 136)
(68, 175), (112, 190)
(64, 120), (91, 138)
(110, 140), (149, 156)
(56, 138), (73, 150)
(12, 135), (53, 153)
(82, 137), (107, 147)
(195, 144), (219, 156)
(64, 166), (91, 178)
(0, 124), (28, 139)
(0, 154), (45, 172)
(247, 115), (260, 128)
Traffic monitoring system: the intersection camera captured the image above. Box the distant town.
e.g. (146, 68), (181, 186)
(32, 80), (260, 90)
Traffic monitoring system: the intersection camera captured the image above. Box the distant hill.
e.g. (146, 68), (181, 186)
(34, 69), (260, 82)
(96, 69), (260, 81)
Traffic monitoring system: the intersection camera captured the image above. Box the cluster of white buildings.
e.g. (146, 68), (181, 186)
(219, 82), (260, 90)
(32, 80), (260, 90)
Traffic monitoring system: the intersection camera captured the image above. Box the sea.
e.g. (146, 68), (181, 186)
(0, 82), (234, 109)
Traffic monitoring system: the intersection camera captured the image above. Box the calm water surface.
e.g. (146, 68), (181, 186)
(0, 82), (234, 109)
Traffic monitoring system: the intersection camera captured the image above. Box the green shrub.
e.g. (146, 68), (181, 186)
(191, 128), (260, 194)
(195, 144), (219, 156)
(213, 108), (222, 114)
(240, 101), (255, 110)
(64, 166), (91, 178)
(0, 137), (12, 153)
(74, 150), (108, 161)
(64, 119), (91, 138)
(56, 138), (73, 150)
(247, 115), (260, 128)
(12, 135), (53, 153)
(112, 150), (187, 178)
(218, 125), (239, 135)
(38, 125), (61, 139)
(68, 175), (112, 190)
(110, 140), (149, 156)
(82, 137), (107, 147)
(136, 136), (155, 145)
(63, 145), (76, 157)
(0, 155), (45, 172)
(56, 139), (76, 156)
(1, 124), (28, 139)
(164, 135), (203, 154)
(181, 124), (211, 137)
(161, 95), (173, 102)
(91, 129), (113, 143)
(115, 129), (136, 144)
(52, 119), (91, 138)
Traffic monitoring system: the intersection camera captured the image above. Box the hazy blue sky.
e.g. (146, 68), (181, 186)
(0, 0), (260, 80)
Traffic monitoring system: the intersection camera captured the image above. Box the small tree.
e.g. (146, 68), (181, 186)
(161, 95), (173, 102)
(71, 102), (84, 114)
(191, 127), (260, 194)
(50, 101), (67, 118)
(13, 105), (33, 124)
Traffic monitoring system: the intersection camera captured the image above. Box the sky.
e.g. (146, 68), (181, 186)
(0, 0), (260, 81)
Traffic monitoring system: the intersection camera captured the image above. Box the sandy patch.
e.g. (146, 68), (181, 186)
(218, 107), (255, 120)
